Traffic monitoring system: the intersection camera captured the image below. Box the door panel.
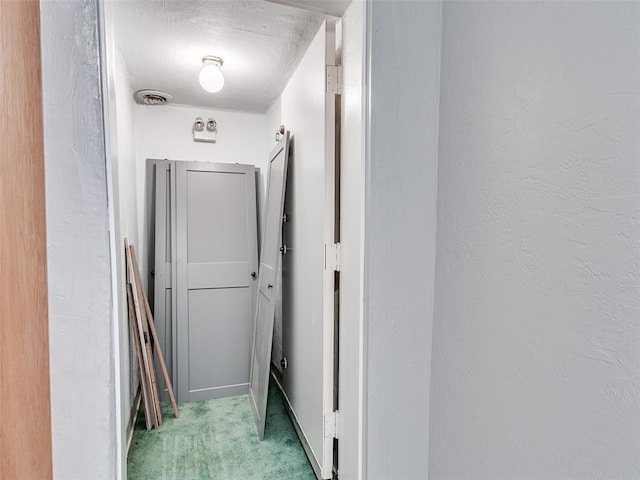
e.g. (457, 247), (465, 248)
(249, 293), (272, 430)
(186, 171), (248, 263)
(188, 288), (251, 397)
(249, 132), (290, 440)
(280, 20), (337, 478)
(187, 262), (249, 289)
(174, 161), (259, 403)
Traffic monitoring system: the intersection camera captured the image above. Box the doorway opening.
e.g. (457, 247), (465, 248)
(101, 1), (353, 478)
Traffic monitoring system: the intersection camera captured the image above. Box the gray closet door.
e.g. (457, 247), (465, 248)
(249, 132), (290, 440)
(174, 161), (259, 403)
(153, 160), (176, 401)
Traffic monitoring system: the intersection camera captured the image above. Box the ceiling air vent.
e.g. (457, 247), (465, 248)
(134, 89), (173, 106)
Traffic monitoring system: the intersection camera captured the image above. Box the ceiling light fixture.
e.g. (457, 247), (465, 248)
(199, 56), (224, 93)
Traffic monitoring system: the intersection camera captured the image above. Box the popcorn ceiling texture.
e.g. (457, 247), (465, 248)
(109, 0), (325, 113)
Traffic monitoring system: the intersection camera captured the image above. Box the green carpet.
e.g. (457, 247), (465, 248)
(128, 380), (316, 480)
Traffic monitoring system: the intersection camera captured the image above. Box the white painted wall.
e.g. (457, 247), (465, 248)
(134, 104), (268, 168)
(337, 2), (365, 478)
(40, 0), (118, 478)
(364, 2), (442, 478)
(102, 1), (140, 467)
(265, 98), (283, 148)
(429, 3), (640, 478)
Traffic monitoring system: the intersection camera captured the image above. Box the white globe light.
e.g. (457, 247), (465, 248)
(199, 59), (224, 93)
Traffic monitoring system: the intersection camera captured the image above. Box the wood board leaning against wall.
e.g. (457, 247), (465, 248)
(125, 239), (179, 429)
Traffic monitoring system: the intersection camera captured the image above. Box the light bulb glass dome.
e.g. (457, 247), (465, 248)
(199, 63), (224, 93)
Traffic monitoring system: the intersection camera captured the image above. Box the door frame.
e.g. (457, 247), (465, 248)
(322, 18), (339, 480)
(94, 1), (370, 479)
(0, 2), (53, 478)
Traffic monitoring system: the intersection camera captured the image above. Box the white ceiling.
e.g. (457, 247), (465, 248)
(109, 0), (327, 113)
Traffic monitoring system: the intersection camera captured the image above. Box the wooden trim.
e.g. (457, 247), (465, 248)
(126, 383), (142, 452)
(128, 284), (153, 430)
(131, 245), (180, 418)
(128, 244), (164, 425)
(0, 1), (53, 478)
(125, 240), (160, 429)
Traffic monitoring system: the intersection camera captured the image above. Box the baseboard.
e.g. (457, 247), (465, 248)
(188, 382), (249, 402)
(271, 360), (283, 384)
(126, 384), (142, 453)
(270, 371), (323, 480)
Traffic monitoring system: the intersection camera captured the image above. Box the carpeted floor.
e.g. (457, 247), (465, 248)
(128, 380), (316, 480)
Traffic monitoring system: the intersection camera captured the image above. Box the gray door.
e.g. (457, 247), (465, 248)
(249, 132), (290, 440)
(153, 160), (176, 401)
(169, 161), (259, 403)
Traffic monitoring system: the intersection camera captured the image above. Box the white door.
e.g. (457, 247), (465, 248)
(154, 161), (259, 404)
(280, 20), (339, 479)
(249, 132), (290, 440)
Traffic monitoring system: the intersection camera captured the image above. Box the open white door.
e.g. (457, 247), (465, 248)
(280, 20), (339, 479)
(249, 132), (290, 439)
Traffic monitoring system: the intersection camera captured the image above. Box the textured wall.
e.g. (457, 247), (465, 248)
(365, 2), (442, 478)
(40, 0), (117, 478)
(429, 2), (640, 478)
(102, 10), (139, 469)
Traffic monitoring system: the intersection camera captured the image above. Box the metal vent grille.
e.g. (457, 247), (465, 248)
(134, 89), (173, 106)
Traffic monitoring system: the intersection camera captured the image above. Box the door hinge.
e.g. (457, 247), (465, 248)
(326, 65), (342, 95)
(324, 410), (340, 439)
(325, 243), (341, 272)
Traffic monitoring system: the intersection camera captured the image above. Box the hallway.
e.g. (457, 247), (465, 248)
(128, 380), (315, 480)
(4, 1), (640, 478)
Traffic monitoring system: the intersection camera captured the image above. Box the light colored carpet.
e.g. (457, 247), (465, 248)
(128, 381), (316, 480)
